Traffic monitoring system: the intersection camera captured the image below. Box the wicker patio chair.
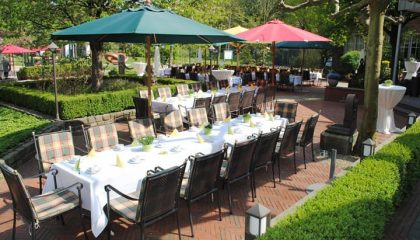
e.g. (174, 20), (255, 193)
(181, 150), (225, 237)
(189, 82), (201, 92)
(105, 163), (186, 240)
(227, 92), (241, 117)
(221, 137), (258, 213)
(212, 102), (231, 122)
(187, 108), (209, 127)
(176, 84), (189, 96)
(277, 121), (303, 175)
(274, 101), (298, 123)
(83, 123), (119, 152)
(250, 128), (281, 198)
(160, 110), (184, 134)
(240, 90), (255, 114)
(32, 128), (75, 193)
(157, 87), (172, 98)
(252, 89), (265, 113)
(297, 112), (320, 167)
(0, 160), (88, 240)
(128, 118), (156, 141)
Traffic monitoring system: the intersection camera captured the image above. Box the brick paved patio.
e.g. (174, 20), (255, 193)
(0, 86), (406, 239)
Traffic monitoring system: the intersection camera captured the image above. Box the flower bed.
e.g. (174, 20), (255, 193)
(260, 122), (420, 239)
(0, 106), (50, 157)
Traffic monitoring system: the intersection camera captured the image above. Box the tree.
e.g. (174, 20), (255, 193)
(279, 0), (392, 154)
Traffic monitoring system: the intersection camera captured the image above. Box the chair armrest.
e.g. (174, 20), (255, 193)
(104, 184), (139, 201)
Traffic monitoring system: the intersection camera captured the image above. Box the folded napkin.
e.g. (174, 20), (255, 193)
(250, 85), (255, 90)
(268, 114), (274, 121)
(249, 120), (256, 128)
(198, 89), (203, 94)
(163, 96), (167, 102)
(116, 154), (125, 168)
(224, 116), (231, 123)
(196, 134), (204, 143)
(88, 148), (96, 158)
(228, 126), (234, 135)
(238, 85), (242, 92)
(170, 129), (179, 137)
(74, 159), (81, 172)
(264, 112), (269, 119)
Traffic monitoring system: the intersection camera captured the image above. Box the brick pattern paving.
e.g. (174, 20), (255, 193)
(0, 87), (406, 240)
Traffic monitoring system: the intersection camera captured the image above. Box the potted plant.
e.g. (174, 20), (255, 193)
(243, 112), (252, 123)
(138, 136), (155, 152)
(404, 57), (420, 80)
(326, 71), (342, 87)
(203, 123), (213, 135)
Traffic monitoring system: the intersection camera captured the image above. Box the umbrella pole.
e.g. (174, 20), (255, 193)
(236, 47), (240, 72)
(146, 36), (152, 118)
(271, 41), (275, 85)
(301, 49), (305, 76)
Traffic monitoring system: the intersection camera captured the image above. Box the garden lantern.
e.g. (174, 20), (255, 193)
(362, 138), (376, 159)
(407, 112), (417, 129)
(47, 42), (60, 120)
(245, 204), (271, 240)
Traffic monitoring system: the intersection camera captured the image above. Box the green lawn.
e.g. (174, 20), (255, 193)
(0, 106), (50, 156)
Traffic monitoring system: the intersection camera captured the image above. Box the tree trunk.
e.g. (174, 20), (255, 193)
(355, 0), (390, 154)
(90, 41), (104, 91)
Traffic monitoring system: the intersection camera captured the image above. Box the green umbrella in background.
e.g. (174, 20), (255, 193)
(52, 1), (243, 117)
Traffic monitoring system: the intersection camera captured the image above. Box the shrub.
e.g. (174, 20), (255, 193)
(260, 121), (420, 240)
(336, 51), (361, 76)
(17, 61), (91, 80)
(0, 77), (199, 120)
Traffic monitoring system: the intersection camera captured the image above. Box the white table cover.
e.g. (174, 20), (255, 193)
(230, 76), (242, 87)
(43, 116), (287, 237)
(289, 75), (302, 86)
(132, 62), (147, 76)
(377, 84), (406, 134)
(404, 61), (420, 80)
(211, 70), (234, 81)
(310, 72), (323, 84)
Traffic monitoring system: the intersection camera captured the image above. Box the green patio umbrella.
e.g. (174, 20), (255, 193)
(276, 41), (332, 49)
(52, 2), (243, 117)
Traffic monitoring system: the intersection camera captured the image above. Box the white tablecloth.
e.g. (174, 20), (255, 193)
(230, 76), (242, 87)
(289, 75), (302, 86)
(211, 70), (234, 81)
(156, 68), (171, 77)
(132, 62), (147, 76)
(377, 84), (406, 134)
(310, 72), (323, 84)
(43, 116), (288, 237)
(404, 61), (420, 80)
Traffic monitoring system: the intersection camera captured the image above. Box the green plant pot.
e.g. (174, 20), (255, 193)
(142, 144), (152, 152)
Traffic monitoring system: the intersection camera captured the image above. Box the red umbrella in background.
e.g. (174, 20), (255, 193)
(237, 20), (330, 83)
(1, 44), (34, 77)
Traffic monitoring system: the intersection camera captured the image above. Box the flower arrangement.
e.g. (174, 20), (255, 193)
(243, 112), (252, 123)
(409, 57), (417, 63)
(203, 123), (213, 135)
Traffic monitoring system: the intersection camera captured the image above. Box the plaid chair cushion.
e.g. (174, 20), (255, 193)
(37, 132), (75, 165)
(128, 118), (155, 140)
(88, 124), (119, 151)
(109, 191), (141, 222)
(31, 188), (79, 221)
(139, 90), (154, 99)
(213, 103), (230, 122)
(176, 84), (189, 96)
(158, 87), (172, 98)
(163, 110), (183, 133)
(188, 108), (208, 127)
(274, 102), (298, 122)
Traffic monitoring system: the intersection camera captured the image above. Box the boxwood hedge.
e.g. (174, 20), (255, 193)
(0, 78), (197, 120)
(260, 122), (420, 240)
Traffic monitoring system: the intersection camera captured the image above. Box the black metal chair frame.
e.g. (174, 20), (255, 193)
(183, 150), (225, 237)
(0, 161), (88, 240)
(105, 163), (186, 240)
(221, 136), (258, 214)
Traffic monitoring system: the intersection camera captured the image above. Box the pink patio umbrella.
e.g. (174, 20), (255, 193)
(236, 20), (330, 84)
(1, 44), (34, 74)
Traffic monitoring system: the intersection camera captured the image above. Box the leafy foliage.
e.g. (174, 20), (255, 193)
(0, 107), (50, 156)
(259, 121), (420, 240)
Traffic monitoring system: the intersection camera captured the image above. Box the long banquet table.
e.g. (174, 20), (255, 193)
(43, 116), (288, 237)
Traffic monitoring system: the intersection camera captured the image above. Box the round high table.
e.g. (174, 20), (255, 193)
(377, 84), (406, 134)
(132, 62), (147, 76)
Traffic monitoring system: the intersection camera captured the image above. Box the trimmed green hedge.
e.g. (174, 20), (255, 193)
(0, 78), (198, 120)
(260, 122), (420, 240)
(17, 62), (91, 80)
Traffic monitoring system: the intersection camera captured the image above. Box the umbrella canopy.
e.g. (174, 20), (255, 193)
(1, 44), (33, 54)
(224, 26), (248, 35)
(52, 3), (243, 119)
(237, 20), (330, 43)
(52, 5), (243, 44)
(236, 20), (330, 83)
(276, 41), (332, 49)
(153, 46), (161, 76)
